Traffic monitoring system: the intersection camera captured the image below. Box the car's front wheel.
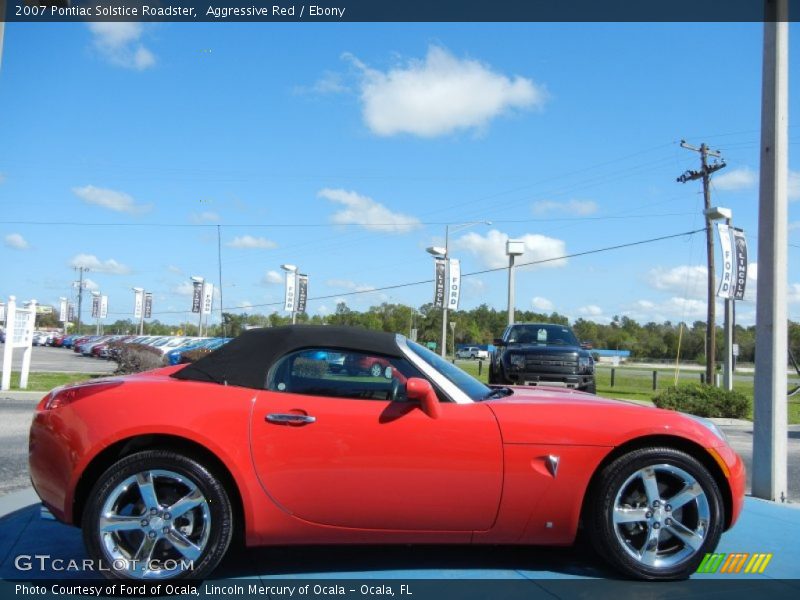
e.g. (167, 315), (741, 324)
(82, 450), (233, 580)
(586, 447), (724, 580)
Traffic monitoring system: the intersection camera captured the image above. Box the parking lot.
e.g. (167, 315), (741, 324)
(0, 345), (117, 375)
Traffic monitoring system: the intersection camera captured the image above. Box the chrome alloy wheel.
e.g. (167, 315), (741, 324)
(612, 464), (710, 569)
(97, 469), (211, 579)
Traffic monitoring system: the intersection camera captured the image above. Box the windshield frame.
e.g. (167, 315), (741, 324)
(398, 336), (493, 403)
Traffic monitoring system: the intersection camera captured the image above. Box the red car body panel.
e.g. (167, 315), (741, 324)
(28, 368), (745, 549)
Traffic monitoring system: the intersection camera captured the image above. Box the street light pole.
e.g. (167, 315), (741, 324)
(506, 240), (525, 325)
(427, 221), (491, 357)
(280, 264), (298, 325)
(723, 214), (734, 392)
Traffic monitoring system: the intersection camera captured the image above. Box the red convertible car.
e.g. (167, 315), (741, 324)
(29, 325), (744, 581)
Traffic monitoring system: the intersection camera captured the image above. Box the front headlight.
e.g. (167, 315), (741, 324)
(683, 413), (728, 444)
(509, 354), (525, 369)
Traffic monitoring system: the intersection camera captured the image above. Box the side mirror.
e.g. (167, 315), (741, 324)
(405, 377), (441, 419)
(493, 338), (506, 347)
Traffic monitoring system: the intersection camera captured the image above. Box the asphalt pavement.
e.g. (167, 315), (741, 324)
(0, 345), (117, 374)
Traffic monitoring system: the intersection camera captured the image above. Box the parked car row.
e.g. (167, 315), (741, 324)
(53, 334), (231, 364)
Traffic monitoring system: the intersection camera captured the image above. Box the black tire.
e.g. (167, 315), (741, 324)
(582, 380), (597, 394)
(82, 450), (233, 580)
(586, 446), (724, 581)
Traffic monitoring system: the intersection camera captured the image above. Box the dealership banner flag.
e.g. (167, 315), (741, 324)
(144, 293), (153, 319)
(100, 295), (108, 320)
(732, 228), (748, 301)
(68, 303), (75, 322)
(0, 303), (4, 324)
(58, 298), (67, 322)
(91, 295), (100, 318)
(716, 223), (734, 299)
(447, 258), (461, 310)
(201, 284), (214, 315)
(434, 258), (446, 308)
(296, 274), (308, 314)
(284, 273), (296, 313)
(134, 289), (144, 319)
(191, 281), (203, 313)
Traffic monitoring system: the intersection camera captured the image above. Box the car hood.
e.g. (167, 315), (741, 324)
(484, 386), (724, 448)
(502, 344), (583, 354)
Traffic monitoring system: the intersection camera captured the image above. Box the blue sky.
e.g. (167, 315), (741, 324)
(1, 22), (799, 328)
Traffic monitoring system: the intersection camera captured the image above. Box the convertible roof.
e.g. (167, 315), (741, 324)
(171, 325), (403, 389)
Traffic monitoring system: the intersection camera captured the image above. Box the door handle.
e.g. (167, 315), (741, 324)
(266, 413), (316, 425)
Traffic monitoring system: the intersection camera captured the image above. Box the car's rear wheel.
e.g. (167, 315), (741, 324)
(587, 447), (724, 580)
(82, 450), (233, 580)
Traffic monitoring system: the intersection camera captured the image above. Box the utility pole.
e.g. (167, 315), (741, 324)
(677, 141), (726, 385)
(753, 0), (789, 504)
(73, 267), (90, 335)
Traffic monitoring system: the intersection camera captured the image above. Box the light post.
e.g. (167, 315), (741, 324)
(190, 277), (204, 336)
(705, 206), (736, 390)
(426, 221), (491, 357)
(506, 239), (525, 325)
(91, 291), (101, 335)
(132, 287), (145, 335)
(281, 264), (298, 324)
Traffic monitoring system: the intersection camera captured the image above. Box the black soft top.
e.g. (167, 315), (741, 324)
(171, 325), (403, 389)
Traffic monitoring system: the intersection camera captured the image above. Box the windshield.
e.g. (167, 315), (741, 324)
(406, 340), (492, 402)
(506, 324), (579, 346)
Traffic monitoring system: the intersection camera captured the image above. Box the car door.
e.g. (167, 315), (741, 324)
(249, 347), (503, 532)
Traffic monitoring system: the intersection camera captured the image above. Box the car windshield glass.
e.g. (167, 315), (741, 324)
(507, 324), (579, 346)
(406, 340), (492, 402)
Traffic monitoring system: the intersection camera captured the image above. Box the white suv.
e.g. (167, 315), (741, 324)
(456, 346), (489, 360)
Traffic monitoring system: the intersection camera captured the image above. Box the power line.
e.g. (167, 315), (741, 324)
(101, 228), (705, 317)
(0, 212), (698, 229)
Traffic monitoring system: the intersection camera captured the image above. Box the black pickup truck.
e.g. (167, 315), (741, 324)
(488, 323), (596, 393)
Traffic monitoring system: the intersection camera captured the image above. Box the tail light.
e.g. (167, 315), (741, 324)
(43, 380), (123, 410)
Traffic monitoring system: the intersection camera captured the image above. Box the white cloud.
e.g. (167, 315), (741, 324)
(73, 185), (151, 214)
(263, 270), (284, 285)
(4, 233), (29, 250)
(625, 297), (708, 323)
(167, 265), (182, 274)
(532, 199), (598, 216)
(348, 45), (546, 137)
(318, 188), (420, 233)
(789, 283), (800, 304)
(327, 279), (376, 292)
(453, 229), (567, 270)
(648, 265), (707, 299)
(227, 235), (277, 249)
(713, 167), (757, 191)
(710, 167), (798, 200)
(0, 172), (6, 184)
(317, 304), (331, 315)
(238, 300), (255, 311)
(531, 297), (553, 311)
(578, 305), (603, 316)
(69, 253), (130, 275)
(82, 278), (100, 292)
(190, 211), (220, 223)
(88, 23), (156, 71)
(299, 71), (349, 95)
(172, 281), (195, 296)
(790, 170), (800, 201)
